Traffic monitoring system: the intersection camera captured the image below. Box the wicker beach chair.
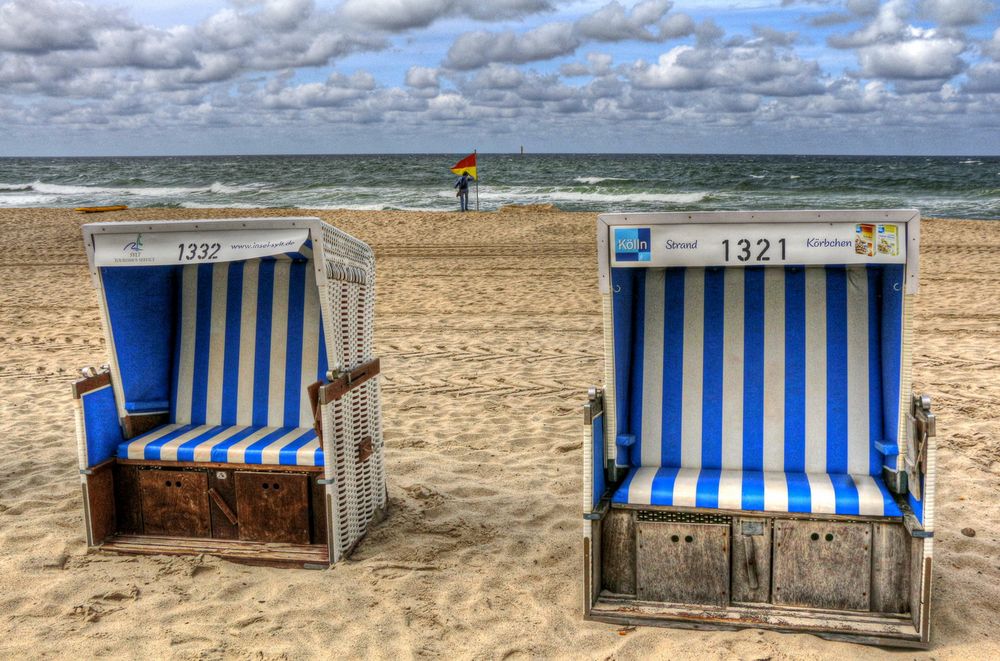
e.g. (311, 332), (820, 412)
(72, 217), (385, 567)
(583, 210), (936, 647)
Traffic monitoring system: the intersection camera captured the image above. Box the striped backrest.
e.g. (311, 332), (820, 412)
(613, 265), (904, 477)
(171, 259), (328, 429)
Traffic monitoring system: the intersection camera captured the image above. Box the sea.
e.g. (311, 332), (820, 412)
(1, 154), (998, 219)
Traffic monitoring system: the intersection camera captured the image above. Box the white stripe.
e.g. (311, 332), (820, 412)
(205, 264), (229, 425)
(717, 469), (743, 510)
(806, 472), (837, 514)
(227, 427), (300, 464)
(299, 269), (321, 427)
(174, 266), (198, 424)
(762, 268), (785, 472)
(626, 466), (658, 505)
(236, 261), (259, 425)
(721, 268), (744, 470)
(670, 467), (701, 507)
(257, 429), (314, 465)
(681, 268), (704, 469)
(763, 470), (789, 512)
(268, 261), (290, 426)
(854, 474), (887, 516)
(846, 267), (871, 475)
(126, 423), (184, 459)
(640, 270), (664, 466)
(804, 268), (827, 473)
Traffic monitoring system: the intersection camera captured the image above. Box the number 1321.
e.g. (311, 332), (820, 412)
(722, 238), (786, 262)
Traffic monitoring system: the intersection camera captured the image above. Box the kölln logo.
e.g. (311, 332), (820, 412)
(614, 227), (651, 262)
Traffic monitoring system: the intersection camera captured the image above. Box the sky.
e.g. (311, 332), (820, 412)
(0, 0), (999, 156)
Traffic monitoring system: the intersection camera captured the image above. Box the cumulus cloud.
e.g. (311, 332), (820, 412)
(919, 0), (994, 27)
(575, 0), (693, 43)
(857, 37), (966, 80)
(337, 0), (554, 32)
(444, 23), (579, 70)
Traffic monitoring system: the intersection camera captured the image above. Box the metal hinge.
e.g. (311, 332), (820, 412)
(317, 477), (336, 486)
(583, 387), (604, 425)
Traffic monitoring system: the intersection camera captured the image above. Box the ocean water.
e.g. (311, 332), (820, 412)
(1, 154), (998, 219)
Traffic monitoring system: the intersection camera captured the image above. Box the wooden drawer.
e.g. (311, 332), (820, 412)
(235, 472), (311, 544)
(138, 469), (211, 537)
(773, 520), (872, 611)
(636, 521), (730, 606)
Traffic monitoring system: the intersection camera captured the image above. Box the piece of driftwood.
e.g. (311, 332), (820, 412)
(601, 508), (635, 595)
(636, 521), (730, 606)
(731, 517), (772, 604)
(773, 520), (872, 611)
(235, 472), (311, 544)
(99, 534), (329, 569)
(208, 469), (239, 539)
(138, 469), (211, 537)
(871, 522), (910, 614)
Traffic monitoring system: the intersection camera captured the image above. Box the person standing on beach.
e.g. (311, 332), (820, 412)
(454, 170), (472, 212)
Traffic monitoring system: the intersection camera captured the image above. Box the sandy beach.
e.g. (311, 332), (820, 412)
(1, 207), (998, 659)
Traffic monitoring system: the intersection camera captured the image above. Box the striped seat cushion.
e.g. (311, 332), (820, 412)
(613, 466), (901, 517)
(118, 423), (322, 466)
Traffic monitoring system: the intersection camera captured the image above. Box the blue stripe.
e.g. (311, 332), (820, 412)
(741, 470), (765, 511)
(613, 464), (640, 500)
(592, 414), (606, 508)
(252, 261), (275, 426)
(317, 312), (329, 382)
(139, 424), (195, 459)
(629, 272), (647, 466)
(696, 468), (720, 508)
(866, 267), (884, 474)
(283, 264), (307, 427)
(742, 268), (765, 471)
(278, 428), (318, 465)
(829, 473), (860, 515)
(243, 427), (295, 464)
(207, 426), (264, 462)
(648, 466), (680, 504)
(784, 268), (806, 472)
(701, 268), (725, 469)
(825, 267), (848, 473)
(610, 269), (637, 467)
(661, 269), (685, 466)
(221, 263), (244, 424)
(785, 472), (812, 513)
(189, 264), (214, 424)
(881, 264), (905, 469)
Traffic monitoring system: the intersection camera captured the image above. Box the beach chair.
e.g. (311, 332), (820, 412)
(583, 210), (936, 647)
(72, 217), (385, 568)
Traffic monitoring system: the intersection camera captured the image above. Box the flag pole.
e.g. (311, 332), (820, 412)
(474, 148), (479, 211)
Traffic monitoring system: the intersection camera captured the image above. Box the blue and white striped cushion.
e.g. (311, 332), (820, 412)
(612, 466), (901, 516)
(120, 423), (323, 466)
(116, 258), (328, 467)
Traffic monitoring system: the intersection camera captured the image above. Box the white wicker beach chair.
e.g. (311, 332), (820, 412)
(583, 210), (936, 647)
(72, 217), (385, 567)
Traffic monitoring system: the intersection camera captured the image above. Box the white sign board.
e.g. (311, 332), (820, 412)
(94, 229), (310, 267)
(609, 222), (906, 268)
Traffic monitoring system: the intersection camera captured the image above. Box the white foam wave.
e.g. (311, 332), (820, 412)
(0, 183), (33, 192)
(471, 189), (711, 205)
(28, 180), (258, 197)
(960, 160), (982, 165)
(748, 174), (766, 179)
(573, 176), (627, 184)
(0, 194), (59, 206)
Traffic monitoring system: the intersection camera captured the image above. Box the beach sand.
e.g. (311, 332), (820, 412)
(1, 207), (998, 659)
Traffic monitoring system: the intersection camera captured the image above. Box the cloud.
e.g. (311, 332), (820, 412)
(857, 36), (966, 80)
(0, 0), (131, 53)
(919, 0), (994, 27)
(444, 23), (579, 70)
(337, 0), (554, 32)
(575, 0), (693, 43)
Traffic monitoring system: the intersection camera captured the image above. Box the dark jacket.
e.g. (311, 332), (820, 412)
(454, 174), (472, 192)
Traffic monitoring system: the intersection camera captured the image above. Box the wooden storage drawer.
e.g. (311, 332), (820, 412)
(636, 521), (730, 606)
(773, 520), (872, 611)
(235, 472), (311, 544)
(138, 469), (211, 537)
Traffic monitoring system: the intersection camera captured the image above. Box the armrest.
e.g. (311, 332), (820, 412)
(72, 367), (124, 470)
(584, 388), (607, 514)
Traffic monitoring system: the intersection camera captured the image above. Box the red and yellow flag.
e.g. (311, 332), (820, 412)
(450, 152), (477, 179)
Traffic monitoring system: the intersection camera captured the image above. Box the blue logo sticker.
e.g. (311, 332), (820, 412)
(614, 227), (651, 262)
